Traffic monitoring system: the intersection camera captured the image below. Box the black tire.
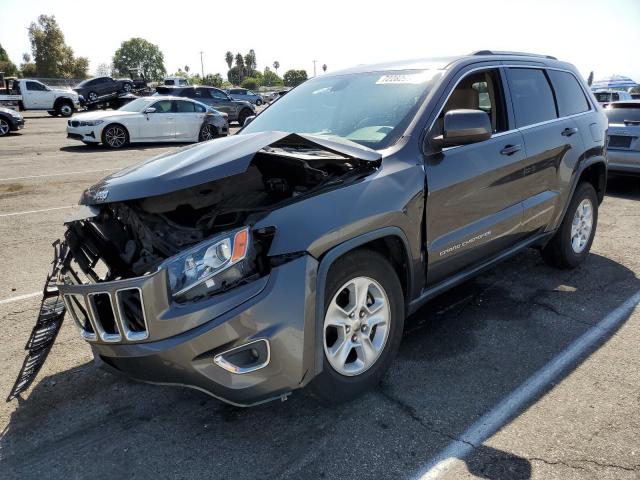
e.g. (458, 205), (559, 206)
(55, 100), (74, 117)
(0, 117), (11, 137)
(87, 91), (98, 102)
(237, 109), (252, 126)
(255, 99), (263, 106)
(198, 124), (217, 142)
(47, 110), (58, 117)
(310, 249), (405, 403)
(122, 82), (132, 93)
(541, 182), (598, 269)
(101, 124), (129, 149)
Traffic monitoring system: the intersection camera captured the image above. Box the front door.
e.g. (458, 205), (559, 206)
(139, 99), (175, 140)
(424, 68), (529, 285)
(24, 81), (49, 108)
(207, 88), (235, 117)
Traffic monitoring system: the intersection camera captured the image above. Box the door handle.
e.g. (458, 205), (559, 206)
(561, 127), (578, 137)
(500, 144), (522, 155)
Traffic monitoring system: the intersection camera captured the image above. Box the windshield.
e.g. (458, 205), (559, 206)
(116, 97), (156, 112)
(241, 69), (443, 149)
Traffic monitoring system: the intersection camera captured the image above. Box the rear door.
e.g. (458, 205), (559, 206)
(506, 67), (588, 234)
(173, 100), (205, 140)
(424, 67), (528, 285)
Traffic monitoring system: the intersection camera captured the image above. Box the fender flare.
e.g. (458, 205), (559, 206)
(312, 226), (413, 375)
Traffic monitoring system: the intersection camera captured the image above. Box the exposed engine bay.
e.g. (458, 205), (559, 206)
(64, 135), (380, 293)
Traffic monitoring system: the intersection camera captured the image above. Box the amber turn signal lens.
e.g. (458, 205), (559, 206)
(231, 229), (249, 262)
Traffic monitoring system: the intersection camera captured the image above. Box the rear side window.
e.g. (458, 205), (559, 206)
(175, 100), (195, 112)
(508, 68), (557, 127)
(548, 70), (590, 116)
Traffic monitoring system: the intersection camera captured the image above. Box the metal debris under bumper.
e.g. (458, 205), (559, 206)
(6, 241), (68, 402)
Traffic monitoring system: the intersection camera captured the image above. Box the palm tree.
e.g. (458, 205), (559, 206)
(322, 64), (327, 73)
(273, 61), (280, 75)
(225, 51), (233, 70)
(184, 65), (190, 74)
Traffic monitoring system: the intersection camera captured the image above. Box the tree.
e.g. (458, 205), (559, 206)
(202, 73), (223, 87)
(283, 69), (308, 87)
(20, 53), (36, 77)
(587, 71), (594, 86)
(0, 43), (18, 76)
(113, 38), (166, 81)
(234, 53), (245, 71)
(184, 65), (190, 74)
(27, 15), (88, 78)
(22, 53), (31, 64)
(241, 77), (259, 90)
(95, 62), (112, 77)
(225, 51), (234, 70)
(227, 66), (243, 85)
(322, 64), (327, 73)
(273, 61), (280, 75)
(244, 49), (257, 72)
(262, 67), (283, 87)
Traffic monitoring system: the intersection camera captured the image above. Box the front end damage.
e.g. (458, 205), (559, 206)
(8, 132), (381, 405)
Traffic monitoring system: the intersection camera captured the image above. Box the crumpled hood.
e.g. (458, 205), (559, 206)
(80, 131), (382, 205)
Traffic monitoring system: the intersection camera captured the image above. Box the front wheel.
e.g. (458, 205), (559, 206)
(541, 182), (598, 269)
(237, 109), (252, 126)
(101, 124), (129, 149)
(311, 250), (404, 403)
(0, 118), (10, 137)
(56, 101), (74, 117)
(255, 99), (263, 106)
(87, 91), (98, 102)
(122, 82), (132, 93)
(198, 124), (217, 142)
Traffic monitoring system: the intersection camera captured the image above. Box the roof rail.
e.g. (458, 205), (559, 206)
(471, 50), (558, 60)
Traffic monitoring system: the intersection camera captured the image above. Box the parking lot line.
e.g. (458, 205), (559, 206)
(413, 289), (640, 480)
(0, 291), (41, 305)
(0, 168), (118, 182)
(0, 205), (74, 218)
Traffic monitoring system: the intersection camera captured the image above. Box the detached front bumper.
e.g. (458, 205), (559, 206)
(58, 255), (318, 406)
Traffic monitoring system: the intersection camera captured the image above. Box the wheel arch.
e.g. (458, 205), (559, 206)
(53, 96), (73, 108)
(313, 227), (413, 375)
(577, 160), (607, 204)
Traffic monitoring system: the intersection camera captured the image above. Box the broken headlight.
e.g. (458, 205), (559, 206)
(161, 227), (250, 301)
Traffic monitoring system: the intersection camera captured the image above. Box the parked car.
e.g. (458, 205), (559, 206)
(74, 77), (137, 103)
(0, 107), (25, 136)
(593, 89), (633, 105)
(630, 92), (640, 100)
(163, 76), (190, 86)
(66, 96), (228, 148)
(11, 51), (608, 407)
(0, 78), (81, 117)
(155, 85), (256, 125)
(226, 88), (264, 105)
(604, 100), (640, 174)
(261, 91), (279, 103)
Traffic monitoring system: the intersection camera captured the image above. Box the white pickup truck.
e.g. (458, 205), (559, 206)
(0, 78), (81, 117)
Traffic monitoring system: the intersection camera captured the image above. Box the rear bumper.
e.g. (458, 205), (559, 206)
(608, 149), (640, 173)
(69, 255), (319, 407)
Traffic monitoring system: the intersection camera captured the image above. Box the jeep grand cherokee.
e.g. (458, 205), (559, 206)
(9, 51), (607, 406)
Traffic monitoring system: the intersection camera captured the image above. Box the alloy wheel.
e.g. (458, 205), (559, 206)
(105, 126), (126, 148)
(0, 119), (9, 136)
(570, 198), (593, 253)
(200, 124), (214, 141)
(323, 276), (391, 376)
(88, 92), (98, 101)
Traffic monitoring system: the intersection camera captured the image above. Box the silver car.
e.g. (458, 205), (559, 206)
(605, 101), (640, 174)
(227, 88), (264, 106)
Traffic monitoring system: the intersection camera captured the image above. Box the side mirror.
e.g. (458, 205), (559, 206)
(143, 107), (156, 114)
(433, 109), (492, 148)
(243, 115), (256, 126)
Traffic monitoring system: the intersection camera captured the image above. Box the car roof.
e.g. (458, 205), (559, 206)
(327, 51), (572, 76)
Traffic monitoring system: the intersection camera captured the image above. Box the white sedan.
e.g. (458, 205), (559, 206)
(66, 96), (229, 148)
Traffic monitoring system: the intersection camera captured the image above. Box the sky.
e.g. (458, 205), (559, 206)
(1, 0), (639, 82)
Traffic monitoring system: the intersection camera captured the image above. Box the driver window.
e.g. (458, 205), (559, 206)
(150, 100), (172, 113)
(26, 81), (46, 91)
(438, 69), (507, 134)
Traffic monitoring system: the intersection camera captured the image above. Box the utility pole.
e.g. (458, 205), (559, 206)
(313, 60), (317, 77)
(199, 51), (204, 78)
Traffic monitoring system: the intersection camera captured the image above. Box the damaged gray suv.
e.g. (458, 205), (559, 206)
(10, 51), (608, 406)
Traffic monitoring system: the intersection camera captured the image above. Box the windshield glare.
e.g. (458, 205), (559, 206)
(116, 98), (156, 112)
(241, 69), (442, 149)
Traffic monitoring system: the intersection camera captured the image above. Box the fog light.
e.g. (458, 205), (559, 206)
(213, 339), (270, 374)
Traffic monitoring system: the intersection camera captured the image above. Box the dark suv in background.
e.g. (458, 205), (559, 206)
(12, 51), (608, 407)
(156, 85), (256, 125)
(74, 76), (137, 102)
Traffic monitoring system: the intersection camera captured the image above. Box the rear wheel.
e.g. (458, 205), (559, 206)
(101, 124), (129, 149)
(311, 250), (404, 403)
(87, 91), (98, 102)
(0, 118), (10, 136)
(541, 182), (598, 269)
(122, 82), (132, 93)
